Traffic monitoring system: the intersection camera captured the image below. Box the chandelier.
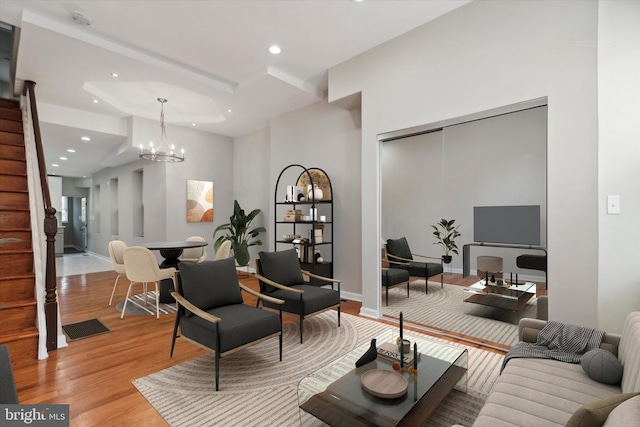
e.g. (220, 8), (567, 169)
(139, 98), (185, 163)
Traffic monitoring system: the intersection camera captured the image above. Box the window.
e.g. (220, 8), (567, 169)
(61, 196), (69, 223)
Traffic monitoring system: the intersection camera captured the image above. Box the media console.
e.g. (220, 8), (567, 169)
(462, 243), (547, 285)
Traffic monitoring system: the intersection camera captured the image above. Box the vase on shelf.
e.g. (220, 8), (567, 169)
(307, 184), (323, 201)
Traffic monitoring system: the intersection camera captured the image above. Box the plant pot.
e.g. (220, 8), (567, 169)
(442, 255), (452, 264)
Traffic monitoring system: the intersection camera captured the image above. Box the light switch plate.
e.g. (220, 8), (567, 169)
(607, 195), (620, 214)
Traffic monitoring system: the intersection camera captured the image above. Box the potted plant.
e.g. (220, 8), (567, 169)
(431, 219), (461, 264)
(213, 200), (266, 267)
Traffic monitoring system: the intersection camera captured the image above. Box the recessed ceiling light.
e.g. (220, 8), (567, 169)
(191, 123), (197, 127)
(52, 164), (59, 167)
(268, 45), (281, 55)
(92, 99), (99, 103)
(67, 149), (76, 153)
(59, 157), (67, 160)
(81, 136), (91, 141)
(227, 109), (232, 113)
(111, 72), (119, 77)
(70, 10), (92, 26)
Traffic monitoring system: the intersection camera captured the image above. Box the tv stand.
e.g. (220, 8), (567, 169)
(462, 242), (547, 281)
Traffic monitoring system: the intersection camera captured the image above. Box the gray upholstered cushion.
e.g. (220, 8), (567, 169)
(382, 268), (410, 287)
(261, 284), (340, 315)
(179, 304), (281, 353)
(259, 249), (305, 287)
(386, 237), (413, 260)
(178, 258), (243, 316)
(582, 349), (624, 385)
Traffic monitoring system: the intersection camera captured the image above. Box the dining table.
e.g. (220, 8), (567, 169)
(142, 240), (209, 303)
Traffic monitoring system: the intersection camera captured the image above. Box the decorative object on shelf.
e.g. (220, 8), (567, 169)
(355, 338), (378, 368)
(214, 200), (265, 267)
(432, 218), (462, 264)
(139, 98), (185, 163)
(296, 168), (332, 201)
(314, 251), (323, 264)
(283, 209), (303, 222)
(282, 234), (301, 242)
(285, 185), (304, 202)
(306, 184), (324, 201)
(186, 179), (213, 222)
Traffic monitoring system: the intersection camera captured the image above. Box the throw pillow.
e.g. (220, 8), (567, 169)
(178, 258), (243, 316)
(602, 394), (640, 426)
(581, 348), (623, 385)
(386, 237), (413, 261)
(566, 393), (640, 427)
(259, 249), (305, 288)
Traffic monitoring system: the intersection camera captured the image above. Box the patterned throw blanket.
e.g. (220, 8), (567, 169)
(501, 320), (606, 373)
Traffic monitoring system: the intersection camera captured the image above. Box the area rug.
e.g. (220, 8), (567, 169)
(115, 290), (177, 316)
(62, 318), (111, 341)
(133, 312), (503, 427)
(382, 281), (536, 347)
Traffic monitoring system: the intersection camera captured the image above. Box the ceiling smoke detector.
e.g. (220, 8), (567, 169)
(70, 11), (92, 26)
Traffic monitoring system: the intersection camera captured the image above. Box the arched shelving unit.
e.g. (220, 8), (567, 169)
(273, 164), (333, 284)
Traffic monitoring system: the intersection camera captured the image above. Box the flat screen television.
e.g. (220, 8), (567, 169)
(473, 205), (541, 245)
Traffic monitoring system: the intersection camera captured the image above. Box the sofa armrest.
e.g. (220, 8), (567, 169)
(536, 295), (548, 320)
(518, 317), (548, 341)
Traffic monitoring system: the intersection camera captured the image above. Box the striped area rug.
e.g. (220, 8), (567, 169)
(133, 312), (503, 427)
(382, 281), (536, 346)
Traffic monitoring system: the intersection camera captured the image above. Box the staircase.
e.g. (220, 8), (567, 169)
(0, 97), (39, 365)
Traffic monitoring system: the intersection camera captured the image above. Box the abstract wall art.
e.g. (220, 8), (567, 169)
(186, 179), (213, 222)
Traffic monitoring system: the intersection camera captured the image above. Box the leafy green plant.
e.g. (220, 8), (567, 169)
(431, 219), (462, 257)
(214, 200), (266, 266)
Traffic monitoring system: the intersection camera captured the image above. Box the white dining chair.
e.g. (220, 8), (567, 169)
(121, 246), (176, 319)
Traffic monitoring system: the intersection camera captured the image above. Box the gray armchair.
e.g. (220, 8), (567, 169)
(170, 257), (284, 391)
(255, 249), (341, 344)
(385, 237), (444, 293)
(381, 247), (410, 306)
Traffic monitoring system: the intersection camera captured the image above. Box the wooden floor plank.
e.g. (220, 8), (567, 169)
(11, 270), (513, 426)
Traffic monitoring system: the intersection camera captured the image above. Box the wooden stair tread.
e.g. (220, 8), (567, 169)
(0, 326), (39, 344)
(0, 273), (36, 281)
(0, 298), (37, 309)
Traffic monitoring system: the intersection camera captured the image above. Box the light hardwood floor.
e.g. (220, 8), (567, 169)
(12, 269), (519, 426)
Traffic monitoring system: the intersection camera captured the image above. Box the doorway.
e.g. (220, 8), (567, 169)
(63, 196), (88, 254)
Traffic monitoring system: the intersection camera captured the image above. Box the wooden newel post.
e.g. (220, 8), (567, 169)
(44, 206), (58, 351)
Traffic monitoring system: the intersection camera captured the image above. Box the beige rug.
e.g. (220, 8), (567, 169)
(133, 312), (503, 427)
(382, 281), (536, 346)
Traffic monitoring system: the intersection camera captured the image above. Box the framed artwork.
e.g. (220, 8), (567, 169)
(186, 179), (213, 222)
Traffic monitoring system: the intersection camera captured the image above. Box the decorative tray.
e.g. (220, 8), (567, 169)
(360, 369), (408, 399)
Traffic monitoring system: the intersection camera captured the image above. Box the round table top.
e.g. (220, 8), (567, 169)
(143, 240), (208, 250)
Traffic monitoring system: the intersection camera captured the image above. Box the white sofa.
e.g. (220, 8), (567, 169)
(470, 311), (640, 426)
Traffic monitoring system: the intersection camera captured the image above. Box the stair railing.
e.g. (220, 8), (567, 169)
(22, 81), (58, 352)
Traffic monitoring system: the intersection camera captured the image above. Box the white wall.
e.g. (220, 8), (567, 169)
(90, 121), (234, 261)
(268, 102), (362, 297)
(329, 0), (610, 327)
(232, 127), (271, 266)
(597, 0), (640, 332)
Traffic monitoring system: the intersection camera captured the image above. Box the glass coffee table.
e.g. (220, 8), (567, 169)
(463, 280), (536, 324)
(298, 329), (467, 427)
